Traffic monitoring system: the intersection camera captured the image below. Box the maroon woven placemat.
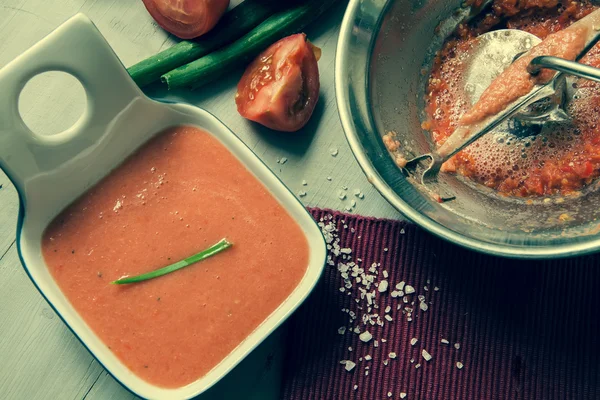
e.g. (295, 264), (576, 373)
(280, 209), (600, 400)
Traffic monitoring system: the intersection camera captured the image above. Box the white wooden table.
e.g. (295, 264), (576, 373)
(0, 1), (402, 399)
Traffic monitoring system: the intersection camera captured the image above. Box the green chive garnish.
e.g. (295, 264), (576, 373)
(111, 239), (232, 285)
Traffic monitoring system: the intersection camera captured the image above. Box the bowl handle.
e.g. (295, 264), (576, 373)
(0, 13), (144, 194)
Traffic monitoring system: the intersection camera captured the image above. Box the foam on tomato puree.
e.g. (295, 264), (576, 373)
(42, 126), (309, 388)
(424, 0), (600, 196)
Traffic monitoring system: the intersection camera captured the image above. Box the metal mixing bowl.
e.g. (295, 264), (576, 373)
(335, 0), (600, 258)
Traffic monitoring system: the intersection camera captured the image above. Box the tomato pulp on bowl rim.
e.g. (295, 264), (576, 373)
(41, 125), (310, 389)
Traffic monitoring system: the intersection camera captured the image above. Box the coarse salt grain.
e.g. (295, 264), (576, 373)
(354, 385), (358, 390)
(302, 180), (307, 186)
(455, 343), (461, 350)
(330, 148), (339, 157)
(378, 280), (389, 293)
(359, 331), (373, 343)
(410, 338), (418, 346)
(279, 157), (287, 164)
(456, 362), (464, 369)
(298, 191), (307, 197)
(344, 360), (356, 371)
(400, 393), (407, 399)
(320, 215), (447, 400)
(420, 302), (428, 311)
(388, 392), (392, 397)
(422, 349), (432, 361)
(441, 339), (449, 345)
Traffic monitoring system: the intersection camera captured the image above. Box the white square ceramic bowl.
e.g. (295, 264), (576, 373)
(0, 14), (326, 400)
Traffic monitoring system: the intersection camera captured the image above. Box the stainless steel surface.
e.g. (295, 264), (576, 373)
(464, 30), (541, 105)
(466, 30), (569, 125)
(408, 78), (566, 195)
(336, 0), (600, 258)
(404, 81), (563, 196)
(530, 55), (600, 82)
(406, 24), (600, 192)
(403, 30), (555, 197)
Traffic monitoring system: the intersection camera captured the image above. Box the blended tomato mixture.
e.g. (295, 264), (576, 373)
(42, 126), (309, 388)
(423, 0), (600, 196)
(459, 23), (588, 126)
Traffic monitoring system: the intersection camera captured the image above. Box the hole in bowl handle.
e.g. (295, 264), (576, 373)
(0, 13), (143, 191)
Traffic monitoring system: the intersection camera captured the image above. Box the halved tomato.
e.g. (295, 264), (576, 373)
(235, 33), (321, 132)
(142, 0), (230, 39)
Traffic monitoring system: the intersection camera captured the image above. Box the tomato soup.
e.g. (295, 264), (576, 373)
(42, 126), (309, 388)
(423, 0), (600, 197)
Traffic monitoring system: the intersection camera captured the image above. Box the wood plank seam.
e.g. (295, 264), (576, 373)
(0, 239), (16, 261)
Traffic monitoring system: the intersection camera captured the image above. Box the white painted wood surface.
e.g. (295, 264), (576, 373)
(0, 1), (403, 399)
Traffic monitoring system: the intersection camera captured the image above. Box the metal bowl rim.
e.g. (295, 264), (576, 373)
(334, 0), (600, 259)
